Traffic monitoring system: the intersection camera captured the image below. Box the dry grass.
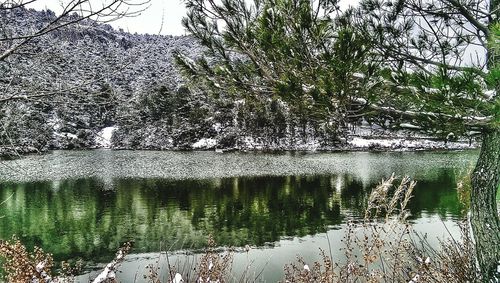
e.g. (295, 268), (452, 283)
(409, 221), (481, 282)
(456, 166), (473, 213)
(144, 235), (234, 283)
(282, 174), (480, 283)
(283, 249), (335, 282)
(193, 237), (234, 283)
(282, 174), (416, 282)
(0, 239), (127, 283)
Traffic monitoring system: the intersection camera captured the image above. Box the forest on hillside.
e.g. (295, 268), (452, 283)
(0, 7), (482, 155)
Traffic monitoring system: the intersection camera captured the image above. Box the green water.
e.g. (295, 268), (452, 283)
(0, 150), (480, 281)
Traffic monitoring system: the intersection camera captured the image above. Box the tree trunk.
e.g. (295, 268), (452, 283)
(470, 128), (500, 280)
(473, 0), (500, 279)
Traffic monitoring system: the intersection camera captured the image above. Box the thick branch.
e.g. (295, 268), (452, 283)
(0, 0), (37, 10)
(444, 0), (489, 37)
(381, 45), (487, 77)
(353, 98), (493, 128)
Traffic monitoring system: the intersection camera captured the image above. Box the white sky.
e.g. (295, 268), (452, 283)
(114, 0), (188, 35)
(27, 0), (359, 36)
(28, 0), (188, 36)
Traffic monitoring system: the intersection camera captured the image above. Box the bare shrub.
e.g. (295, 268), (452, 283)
(195, 237), (234, 283)
(0, 237), (54, 283)
(0, 238), (130, 283)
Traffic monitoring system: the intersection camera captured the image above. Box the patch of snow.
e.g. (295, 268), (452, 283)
(353, 97), (367, 104)
(36, 261), (46, 272)
(423, 86), (440, 94)
(349, 137), (474, 150)
(66, 133), (78, 139)
(54, 132), (78, 140)
(172, 273), (183, 283)
(192, 138), (217, 149)
(302, 84), (314, 92)
(47, 114), (62, 131)
(213, 123), (222, 133)
(484, 90), (496, 99)
(399, 123), (421, 130)
(95, 126), (116, 148)
(234, 99), (245, 105)
(468, 116), (491, 121)
(295, 140), (320, 151)
(467, 131), (482, 136)
(395, 85), (418, 93)
(409, 274), (420, 283)
(352, 72), (365, 79)
(350, 137), (399, 148)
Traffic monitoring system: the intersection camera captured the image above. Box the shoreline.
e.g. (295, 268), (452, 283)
(0, 137), (479, 159)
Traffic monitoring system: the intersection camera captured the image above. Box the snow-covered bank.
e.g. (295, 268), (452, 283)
(0, 146), (40, 158)
(1, 133), (478, 159)
(348, 137), (477, 151)
(113, 135), (478, 151)
(183, 133), (478, 151)
(95, 127), (117, 148)
(192, 138), (217, 149)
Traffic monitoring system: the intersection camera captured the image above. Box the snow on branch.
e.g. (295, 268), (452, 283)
(352, 97), (493, 128)
(31, 260), (53, 283)
(91, 243), (131, 283)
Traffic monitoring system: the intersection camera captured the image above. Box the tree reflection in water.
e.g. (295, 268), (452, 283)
(0, 170), (462, 264)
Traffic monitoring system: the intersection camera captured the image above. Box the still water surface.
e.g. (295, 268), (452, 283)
(0, 150), (478, 282)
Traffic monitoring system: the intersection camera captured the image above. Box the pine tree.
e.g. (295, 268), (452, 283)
(176, 0), (499, 279)
(174, 0), (381, 143)
(359, 0), (499, 278)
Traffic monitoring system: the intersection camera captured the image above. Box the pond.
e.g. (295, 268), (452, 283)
(0, 150), (479, 282)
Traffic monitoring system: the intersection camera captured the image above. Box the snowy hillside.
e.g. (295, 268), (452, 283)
(0, 7), (479, 156)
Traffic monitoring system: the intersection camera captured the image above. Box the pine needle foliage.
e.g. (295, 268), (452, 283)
(175, 0), (382, 140)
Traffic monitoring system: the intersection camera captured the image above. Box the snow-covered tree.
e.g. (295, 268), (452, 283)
(0, 0), (150, 153)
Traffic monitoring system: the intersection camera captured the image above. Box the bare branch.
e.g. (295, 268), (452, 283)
(0, 0), (150, 61)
